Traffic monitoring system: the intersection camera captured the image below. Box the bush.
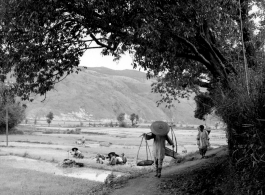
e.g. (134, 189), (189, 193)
(64, 129), (81, 134)
(209, 70), (265, 193)
(67, 130), (75, 134)
(43, 130), (54, 134)
(75, 128), (81, 134)
(8, 129), (24, 135)
(0, 127), (24, 135)
(119, 121), (127, 128)
(0, 102), (26, 134)
(12, 130), (24, 135)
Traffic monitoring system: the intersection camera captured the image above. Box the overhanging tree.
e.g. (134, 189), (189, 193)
(1, 0), (264, 132)
(0, 0), (263, 101)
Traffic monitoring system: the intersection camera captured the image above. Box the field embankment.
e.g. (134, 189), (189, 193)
(94, 147), (235, 195)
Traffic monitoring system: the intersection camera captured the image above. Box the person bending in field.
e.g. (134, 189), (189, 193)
(109, 153), (126, 165)
(109, 153), (117, 165)
(71, 148), (84, 159)
(96, 154), (106, 164)
(197, 125), (210, 158)
(121, 153), (127, 164)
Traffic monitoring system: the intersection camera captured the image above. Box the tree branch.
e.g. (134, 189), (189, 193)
(174, 52), (214, 66)
(211, 44), (237, 74)
(199, 35), (228, 79)
(172, 34), (212, 67)
(89, 33), (116, 51)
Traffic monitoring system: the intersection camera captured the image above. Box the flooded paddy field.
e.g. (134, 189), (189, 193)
(0, 126), (227, 194)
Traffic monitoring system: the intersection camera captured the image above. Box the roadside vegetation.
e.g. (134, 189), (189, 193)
(0, 80), (26, 134)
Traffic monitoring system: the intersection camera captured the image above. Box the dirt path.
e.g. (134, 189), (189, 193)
(110, 147), (227, 195)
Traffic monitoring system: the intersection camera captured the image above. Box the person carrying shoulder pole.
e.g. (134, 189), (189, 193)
(143, 121), (174, 178)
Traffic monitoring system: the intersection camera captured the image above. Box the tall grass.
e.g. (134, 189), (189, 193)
(211, 69), (265, 193)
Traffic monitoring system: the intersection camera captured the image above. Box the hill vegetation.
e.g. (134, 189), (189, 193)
(24, 67), (216, 125)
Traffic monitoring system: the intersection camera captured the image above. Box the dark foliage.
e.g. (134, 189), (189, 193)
(0, 83), (26, 133)
(194, 93), (214, 120)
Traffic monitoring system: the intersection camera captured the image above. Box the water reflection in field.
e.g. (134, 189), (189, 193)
(0, 156), (124, 182)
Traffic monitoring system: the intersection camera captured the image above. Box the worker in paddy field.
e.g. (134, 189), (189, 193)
(71, 147), (84, 159)
(120, 153), (127, 164)
(143, 121), (174, 178)
(81, 136), (86, 145)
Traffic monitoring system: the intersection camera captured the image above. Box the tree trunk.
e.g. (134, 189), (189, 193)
(196, 29), (230, 89)
(240, 0), (257, 69)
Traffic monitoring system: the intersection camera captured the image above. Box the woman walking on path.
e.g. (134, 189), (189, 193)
(143, 121), (174, 178)
(197, 125), (210, 158)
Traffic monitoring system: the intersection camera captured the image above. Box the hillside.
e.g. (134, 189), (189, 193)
(24, 67), (218, 125)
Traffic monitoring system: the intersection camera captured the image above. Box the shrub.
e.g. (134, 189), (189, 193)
(207, 70), (265, 193)
(117, 113), (125, 123)
(7, 128), (24, 135)
(12, 130), (24, 135)
(104, 172), (116, 185)
(119, 121), (127, 128)
(75, 128), (81, 134)
(22, 151), (29, 157)
(0, 102), (26, 134)
(67, 130), (75, 134)
(43, 130), (54, 134)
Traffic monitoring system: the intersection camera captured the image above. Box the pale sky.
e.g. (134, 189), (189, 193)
(79, 48), (135, 70)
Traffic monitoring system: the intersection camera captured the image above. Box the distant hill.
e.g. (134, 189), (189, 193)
(85, 67), (147, 80)
(24, 67), (218, 125)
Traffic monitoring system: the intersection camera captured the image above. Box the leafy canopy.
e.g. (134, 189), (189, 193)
(0, 0), (264, 113)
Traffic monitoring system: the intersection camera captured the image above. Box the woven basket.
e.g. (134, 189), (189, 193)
(137, 160), (154, 166)
(165, 147), (178, 159)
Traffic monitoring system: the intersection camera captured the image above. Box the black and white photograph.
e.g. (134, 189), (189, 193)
(0, 0), (264, 194)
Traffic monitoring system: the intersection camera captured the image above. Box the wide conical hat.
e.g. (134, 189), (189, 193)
(150, 121), (169, 136)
